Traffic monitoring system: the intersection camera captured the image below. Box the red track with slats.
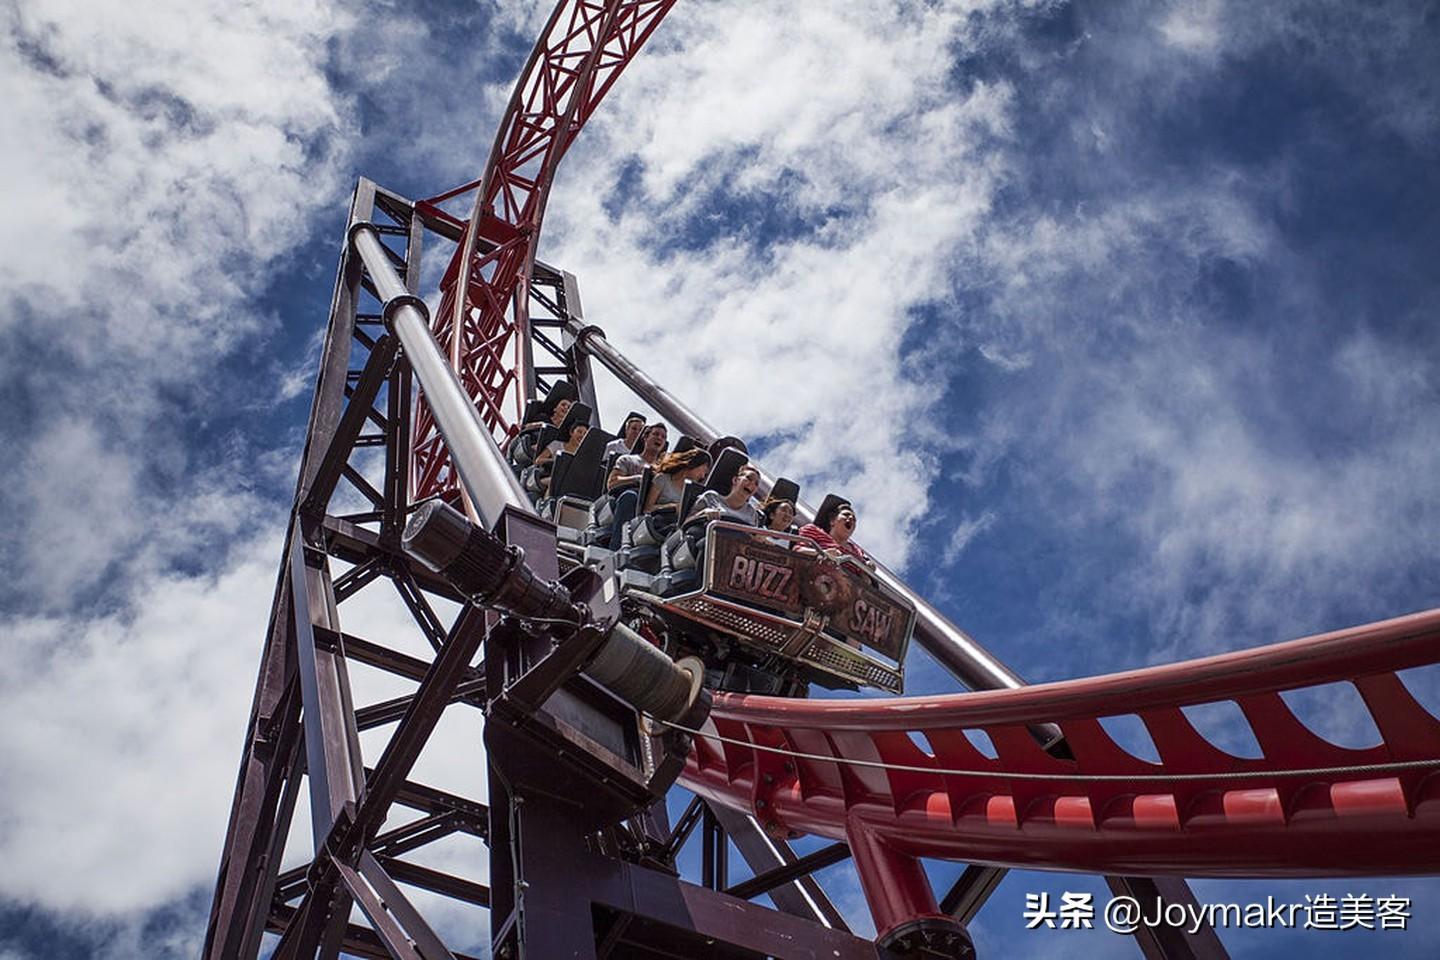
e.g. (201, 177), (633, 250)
(680, 610), (1440, 877)
(412, 0), (677, 502)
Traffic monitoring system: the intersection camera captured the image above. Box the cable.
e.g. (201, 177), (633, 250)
(510, 613), (585, 630)
(653, 717), (1440, 784)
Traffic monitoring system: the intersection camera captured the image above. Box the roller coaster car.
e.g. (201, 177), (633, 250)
(630, 522), (914, 695)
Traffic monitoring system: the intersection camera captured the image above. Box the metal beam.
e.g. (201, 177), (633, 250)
(353, 604), (490, 843)
(274, 813), (464, 903)
(355, 678), (486, 731)
(1107, 876), (1229, 960)
(351, 222), (531, 527)
(290, 528), (365, 845)
(724, 841), (850, 902)
(340, 852), (457, 960)
(379, 856), (492, 908)
(299, 333), (397, 518)
(267, 905), (485, 960)
(204, 179), (383, 960)
(708, 804), (850, 932)
(940, 865), (1008, 926)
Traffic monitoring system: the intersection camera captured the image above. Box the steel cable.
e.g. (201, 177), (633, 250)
(655, 717), (1440, 783)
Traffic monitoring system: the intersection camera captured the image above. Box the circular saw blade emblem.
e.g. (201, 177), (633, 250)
(409, 0), (679, 502)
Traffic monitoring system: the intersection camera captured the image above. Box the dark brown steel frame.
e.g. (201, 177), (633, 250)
(202, 179), (898, 960)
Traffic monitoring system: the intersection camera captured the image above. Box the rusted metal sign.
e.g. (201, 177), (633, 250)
(705, 524), (913, 664)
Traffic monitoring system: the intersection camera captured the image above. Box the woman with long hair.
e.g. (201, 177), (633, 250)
(644, 447), (712, 513)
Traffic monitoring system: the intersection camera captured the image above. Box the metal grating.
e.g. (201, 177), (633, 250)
(801, 642), (902, 693)
(673, 597), (792, 647)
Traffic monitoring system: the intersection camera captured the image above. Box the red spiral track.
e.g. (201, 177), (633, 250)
(680, 610), (1440, 877)
(411, 0), (677, 502)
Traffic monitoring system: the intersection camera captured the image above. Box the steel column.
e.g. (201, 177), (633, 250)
(352, 223), (531, 527)
(204, 178), (383, 960)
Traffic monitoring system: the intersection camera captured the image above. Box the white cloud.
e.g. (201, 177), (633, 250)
(0, 529), (282, 913)
(942, 510), (998, 566)
(0, 0), (373, 924)
(0, 0), (360, 610)
(2, 0), (350, 349)
(1154, 1), (1439, 147)
(1158, 0), (1222, 56)
(956, 175), (1440, 659)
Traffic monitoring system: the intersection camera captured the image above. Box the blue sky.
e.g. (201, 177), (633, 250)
(2, 1), (1438, 957)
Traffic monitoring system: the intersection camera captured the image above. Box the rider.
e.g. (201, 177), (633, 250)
(604, 411), (646, 461)
(798, 494), (871, 564)
(758, 495), (796, 533)
(645, 448), (712, 513)
(689, 464), (761, 525)
(608, 422), (668, 490)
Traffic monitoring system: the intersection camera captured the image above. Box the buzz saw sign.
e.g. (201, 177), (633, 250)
(706, 523), (913, 664)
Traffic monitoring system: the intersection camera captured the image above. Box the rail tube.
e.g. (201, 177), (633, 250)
(352, 223), (532, 527)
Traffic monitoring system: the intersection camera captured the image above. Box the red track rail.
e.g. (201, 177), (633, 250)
(411, 0), (677, 501)
(681, 610), (1440, 878)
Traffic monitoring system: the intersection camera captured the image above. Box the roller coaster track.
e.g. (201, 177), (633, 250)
(411, 0), (677, 501)
(680, 610), (1440, 878)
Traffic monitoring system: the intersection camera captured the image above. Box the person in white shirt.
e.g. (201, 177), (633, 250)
(607, 422), (668, 490)
(603, 412), (645, 462)
(688, 465), (761, 526)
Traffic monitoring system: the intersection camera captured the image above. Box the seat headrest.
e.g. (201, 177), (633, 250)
(769, 477), (801, 504)
(554, 427), (613, 500)
(704, 447), (749, 493)
(559, 401), (592, 433)
(538, 380), (579, 418)
(677, 479), (703, 522)
(707, 435), (748, 458)
(549, 451), (576, 495)
(814, 493), (853, 531)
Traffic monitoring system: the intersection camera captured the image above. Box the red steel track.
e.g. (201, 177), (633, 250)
(412, 0), (677, 501)
(680, 610), (1440, 877)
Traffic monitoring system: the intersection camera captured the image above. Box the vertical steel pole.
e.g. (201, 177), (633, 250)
(351, 223), (532, 528)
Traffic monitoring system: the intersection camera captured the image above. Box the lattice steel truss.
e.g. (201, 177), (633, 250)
(410, 0), (676, 502)
(202, 181), (874, 960)
(200, 182), (587, 959)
